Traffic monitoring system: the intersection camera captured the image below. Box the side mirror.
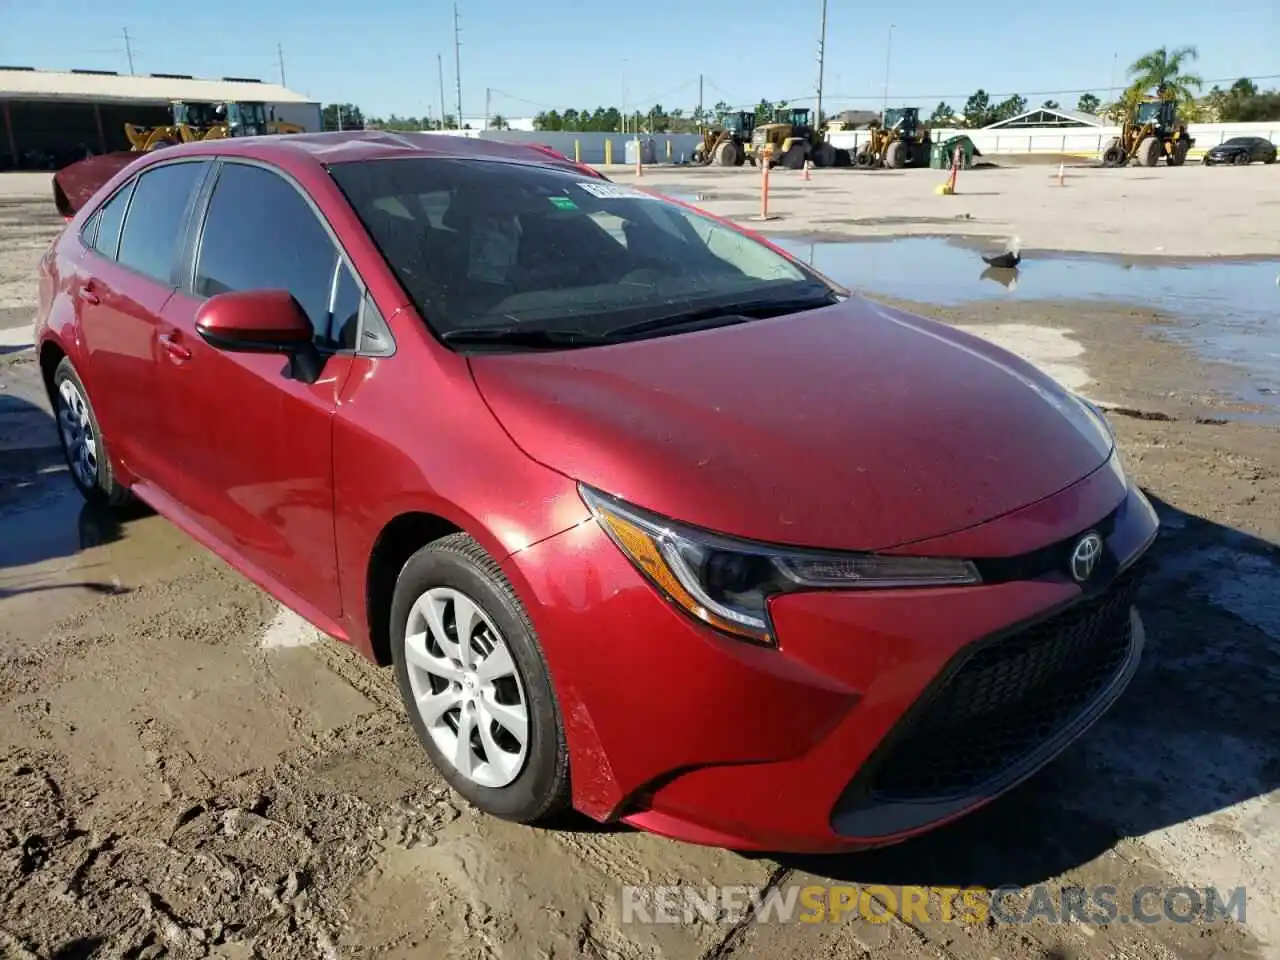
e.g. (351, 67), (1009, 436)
(194, 289), (313, 354)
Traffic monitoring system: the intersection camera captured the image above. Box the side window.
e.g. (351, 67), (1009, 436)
(88, 180), (136, 261)
(195, 162), (351, 347)
(117, 162), (207, 283)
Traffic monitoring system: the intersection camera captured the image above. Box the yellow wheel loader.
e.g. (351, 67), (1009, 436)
(126, 101), (304, 152)
(853, 107), (931, 169)
(1101, 91), (1194, 168)
(692, 111), (755, 167)
(744, 107), (839, 169)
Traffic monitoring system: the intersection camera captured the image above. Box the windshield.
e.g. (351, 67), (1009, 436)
(722, 115), (743, 132)
(328, 157), (831, 344)
(1135, 102), (1164, 124)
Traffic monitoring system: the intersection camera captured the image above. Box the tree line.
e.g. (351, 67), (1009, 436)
(324, 47), (1280, 136)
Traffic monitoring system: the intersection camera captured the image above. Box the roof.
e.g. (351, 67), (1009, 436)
(984, 107), (1104, 129)
(181, 130), (584, 164)
(0, 67), (313, 105)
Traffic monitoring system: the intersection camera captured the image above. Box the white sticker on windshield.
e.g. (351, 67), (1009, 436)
(576, 182), (656, 200)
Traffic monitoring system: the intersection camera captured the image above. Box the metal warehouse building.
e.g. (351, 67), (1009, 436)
(0, 67), (321, 170)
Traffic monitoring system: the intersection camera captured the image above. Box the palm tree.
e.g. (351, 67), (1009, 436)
(489, 114), (511, 130)
(1126, 45), (1204, 104)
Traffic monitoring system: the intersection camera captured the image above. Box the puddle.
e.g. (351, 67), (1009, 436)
(777, 236), (1280, 412)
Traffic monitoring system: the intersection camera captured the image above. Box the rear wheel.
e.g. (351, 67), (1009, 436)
(854, 148), (874, 168)
(1234, 152), (1250, 166)
(812, 142), (837, 168)
(390, 533), (571, 823)
(781, 144), (807, 169)
(885, 141), (907, 169)
(1167, 140), (1188, 166)
(52, 357), (130, 507)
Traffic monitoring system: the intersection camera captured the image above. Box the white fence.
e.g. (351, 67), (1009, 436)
(414, 128), (704, 164)
(828, 121), (1280, 158)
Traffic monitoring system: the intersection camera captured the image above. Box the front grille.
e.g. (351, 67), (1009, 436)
(865, 563), (1144, 802)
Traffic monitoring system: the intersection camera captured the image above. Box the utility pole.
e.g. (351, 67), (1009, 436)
(437, 54), (447, 128)
(122, 28), (135, 76)
(882, 23), (894, 116)
(277, 43), (286, 87)
(815, 0), (828, 129)
(485, 87), (491, 129)
(698, 73), (704, 128)
(453, 4), (464, 128)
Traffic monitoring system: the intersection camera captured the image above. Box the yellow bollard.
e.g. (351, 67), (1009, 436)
(574, 140), (581, 163)
(605, 140), (613, 165)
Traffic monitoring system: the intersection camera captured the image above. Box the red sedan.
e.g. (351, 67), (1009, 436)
(35, 132), (1158, 853)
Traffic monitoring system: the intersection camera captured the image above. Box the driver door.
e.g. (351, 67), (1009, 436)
(155, 160), (362, 620)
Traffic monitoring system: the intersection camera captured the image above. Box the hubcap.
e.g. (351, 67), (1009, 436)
(403, 586), (529, 788)
(57, 379), (98, 489)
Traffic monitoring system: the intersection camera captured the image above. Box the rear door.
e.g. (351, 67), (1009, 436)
(155, 159), (363, 620)
(73, 159), (210, 483)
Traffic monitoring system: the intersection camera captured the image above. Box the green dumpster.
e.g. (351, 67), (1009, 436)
(932, 135), (978, 170)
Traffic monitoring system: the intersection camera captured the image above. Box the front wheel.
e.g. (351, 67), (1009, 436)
(52, 357), (130, 507)
(390, 533), (571, 823)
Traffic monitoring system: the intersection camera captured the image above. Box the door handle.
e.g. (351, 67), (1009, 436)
(159, 332), (192, 362)
(77, 287), (100, 305)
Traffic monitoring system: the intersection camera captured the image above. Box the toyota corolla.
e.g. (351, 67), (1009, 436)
(35, 131), (1158, 853)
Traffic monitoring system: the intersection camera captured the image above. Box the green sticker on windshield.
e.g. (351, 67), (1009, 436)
(549, 196), (578, 210)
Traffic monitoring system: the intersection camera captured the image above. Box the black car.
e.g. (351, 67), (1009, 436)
(1202, 136), (1278, 165)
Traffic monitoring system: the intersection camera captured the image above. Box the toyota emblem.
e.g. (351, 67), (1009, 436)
(1070, 532), (1104, 583)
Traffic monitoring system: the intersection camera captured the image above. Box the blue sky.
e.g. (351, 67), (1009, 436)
(5, 0), (1277, 121)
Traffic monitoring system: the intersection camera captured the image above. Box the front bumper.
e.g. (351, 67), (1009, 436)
(504, 459), (1160, 853)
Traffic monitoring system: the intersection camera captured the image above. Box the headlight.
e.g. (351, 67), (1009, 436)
(579, 485), (981, 646)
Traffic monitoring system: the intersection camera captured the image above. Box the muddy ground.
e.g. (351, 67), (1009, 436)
(1, 172), (1278, 960)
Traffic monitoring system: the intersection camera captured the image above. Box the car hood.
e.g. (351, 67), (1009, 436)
(468, 297), (1114, 551)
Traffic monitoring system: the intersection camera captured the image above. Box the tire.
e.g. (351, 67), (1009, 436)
(390, 533), (571, 823)
(1234, 152), (1250, 166)
(812, 142), (837, 168)
(781, 144), (807, 170)
(884, 141), (907, 169)
(52, 357), (130, 507)
(146, 138), (177, 152)
(1167, 141), (1188, 166)
(713, 139), (738, 167)
(853, 149), (873, 168)
(1102, 140), (1125, 167)
(1137, 136), (1161, 167)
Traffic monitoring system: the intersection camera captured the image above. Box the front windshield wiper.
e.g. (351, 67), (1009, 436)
(604, 292), (839, 339)
(440, 326), (618, 349)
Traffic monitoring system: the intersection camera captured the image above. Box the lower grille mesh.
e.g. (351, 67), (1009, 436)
(867, 565), (1144, 801)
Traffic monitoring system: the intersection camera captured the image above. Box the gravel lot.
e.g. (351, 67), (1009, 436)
(1, 162), (1277, 960)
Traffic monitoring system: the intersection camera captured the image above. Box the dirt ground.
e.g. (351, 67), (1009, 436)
(1, 167), (1278, 960)
(603, 159), (1280, 259)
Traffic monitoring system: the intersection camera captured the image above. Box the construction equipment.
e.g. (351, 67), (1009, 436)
(692, 111), (756, 167)
(1101, 88), (1194, 167)
(854, 107), (932, 169)
(745, 107), (839, 169)
(125, 101), (304, 152)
